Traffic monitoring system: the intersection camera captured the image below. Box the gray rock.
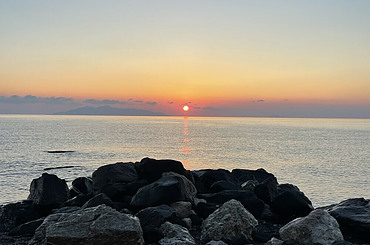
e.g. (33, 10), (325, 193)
(130, 172), (197, 211)
(266, 237), (283, 245)
(206, 241), (228, 245)
(279, 209), (343, 245)
(29, 204), (143, 245)
(92, 162), (138, 193)
(159, 221), (195, 245)
(201, 199), (258, 244)
(326, 198), (370, 243)
(28, 173), (69, 208)
(170, 201), (193, 219)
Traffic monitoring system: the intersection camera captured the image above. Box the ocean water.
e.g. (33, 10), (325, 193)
(0, 115), (369, 207)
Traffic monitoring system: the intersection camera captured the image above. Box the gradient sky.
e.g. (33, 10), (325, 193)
(1, 1), (369, 117)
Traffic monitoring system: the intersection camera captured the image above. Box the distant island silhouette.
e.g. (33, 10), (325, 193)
(54, 105), (166, 116)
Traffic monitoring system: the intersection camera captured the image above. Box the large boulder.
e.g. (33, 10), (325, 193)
(201, 199), (258, 244)
(82, 193), (113, 209)
(231, 168), (276, 185)
(137, 205), (178, 228)
(100, 179), (148, 202)
(279, 209), (343, 245)
(28, 173), (69, 208)
(29, 204), (144, 245)
(8, 218), (44, 237)
(326, 198), (370, 243)
(69, 177), (93, 198)
(135, 158), (192, 182)
(159, 221), (196, 245)
(0, 201), (46, 232)
(254, 177), (279, 205)
(92, 162), (138, 194)
(130, 172), (197, 211)
(271, 184), (313, 222)
(192, 169), (237, 194)
(198, 190), (265, 218)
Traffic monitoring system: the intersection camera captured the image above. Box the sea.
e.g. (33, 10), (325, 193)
(0, 115), (369, 207)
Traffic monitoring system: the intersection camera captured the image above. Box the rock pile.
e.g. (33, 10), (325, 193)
(0, 157), (369, 245)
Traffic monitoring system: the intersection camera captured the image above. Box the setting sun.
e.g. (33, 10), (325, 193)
(183, 105), (189, 112)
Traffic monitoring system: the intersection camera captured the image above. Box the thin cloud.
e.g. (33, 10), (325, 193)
(146, 101), (157, 106)
(168, 101), (174, 104)
(0, 95), (74, 104)
(84, 99), (127, 105)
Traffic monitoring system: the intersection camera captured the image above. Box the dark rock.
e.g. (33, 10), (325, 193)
(62, 193), (93, 207)
(135, 157), (192, 182)
(252, 220), (282, 243)
(193, 202), (220, 219)
(82, 193), (113, 209)
(130, 172), (197, 211)
(271, 184), (313, 222)
(170, 201), (193, 219)
(254, 177), (279, 205)
(27, 173), (69, 208)
(137, 205), (178, 228)
(69, 177), (93, 198)
(159, 221), (196, 245)
(189, 213), (203, 227)
(92, 162), (138, 194)
(0, 201), (47, 232)
(8, 218), (44, 237)
(53, 206), (81, 214)
(326, 198), (370, 244)
(209, 180), (241, 193)
(192, 169), (237, 194)
(198, 190), (265, 218)
(142, 225), (164, 244)
(232, 168), (276, 185)
(101, 179), (148, 202)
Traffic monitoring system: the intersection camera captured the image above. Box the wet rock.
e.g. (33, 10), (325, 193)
(201, 199), (258, 244)
(192, 169), (237, 194)
(29, 205), (144, 245)
(326, 198), (370, 244)
(92, 162), (138, 194)
(198, 190), (265, 218)
(130, 172), (197, 211)
(135, 157), (192, 183)
(28, 173), (69, 208)
(137, 205), (178, 228)
(0, 201), (46, 232)
(159, 221), (195, 245)
(279, 209), (343, 245)
(271, 184), (313, 222)
(82, 193), (113, 209)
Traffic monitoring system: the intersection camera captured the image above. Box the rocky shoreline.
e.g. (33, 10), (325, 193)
(1, 158), (369, 245)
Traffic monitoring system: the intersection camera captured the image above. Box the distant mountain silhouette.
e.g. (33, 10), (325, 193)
(54, 105), (166, 116)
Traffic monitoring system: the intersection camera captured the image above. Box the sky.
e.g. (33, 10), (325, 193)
(1, 1), (369, 118)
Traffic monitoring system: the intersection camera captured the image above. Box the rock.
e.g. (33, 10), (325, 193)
(82, 193), (113, 209)
(206, 241), (228, 245)
(159, 221), (196, 245)
(232, 168), (276, 185)
(192, 169), (237, 194)
(101, 179), (148, 202)
(326, 198), (370, 243)
(252, 220), (282, 243)
(241, 180), (259, 191)
(28, 173), (69, 208)
(170, 201), (193, 219)
(62, 193), (93, 207)
(271, 185), (313, 222)
(29, 205), (144, 245)
(69, 177), (93, 198)
(279, 209), (343, 245)
(130, 172), (197, 211)
(198, 190), (265, 218)
(254, 177), (279, 205)
(92, 162), (138, 194)
(0, 201), (46, 232)
(209, 180), (241, 193)
(53, 206), (82, 214)
(266, 237), (284, 245)
(143, 225), (164, 244)
(194, 202), (219, 219)
(137, 205), (178, 228)
(201, 199), (258, 244)
(8, 218), (44, 237)
(135, 157), (192, 183)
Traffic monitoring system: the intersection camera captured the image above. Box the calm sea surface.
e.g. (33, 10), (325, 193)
(0, 115), (369, 207)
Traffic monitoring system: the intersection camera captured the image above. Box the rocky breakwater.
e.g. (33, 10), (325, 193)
(0, 157), (369, 245)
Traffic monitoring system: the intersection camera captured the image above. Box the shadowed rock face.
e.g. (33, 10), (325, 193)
(279, 209), (343, 245)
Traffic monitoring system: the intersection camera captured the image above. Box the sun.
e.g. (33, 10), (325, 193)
(183, 105), (189, 112)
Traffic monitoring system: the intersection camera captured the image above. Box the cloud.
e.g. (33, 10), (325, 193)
(134, 100), (143, 103)
(84, 99), (127, 105)
(146, 101), (157, 106)
(168, 101), (174, 104)
(0, 95), (74, 104)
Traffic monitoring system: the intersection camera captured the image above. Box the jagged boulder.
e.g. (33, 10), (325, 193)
(130, 172), (197, 211)
(232, 168), (276, 185)
(28, 173), (69, 208)
(29, 205), (144, 245)
(279, 209), (343, 245)
(201, 199), (258, 244)
(326, 198), (370, 243)
(137, 205), (178, 228)
(192, 169), (237, 193)
(159, 221), (195, 245)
